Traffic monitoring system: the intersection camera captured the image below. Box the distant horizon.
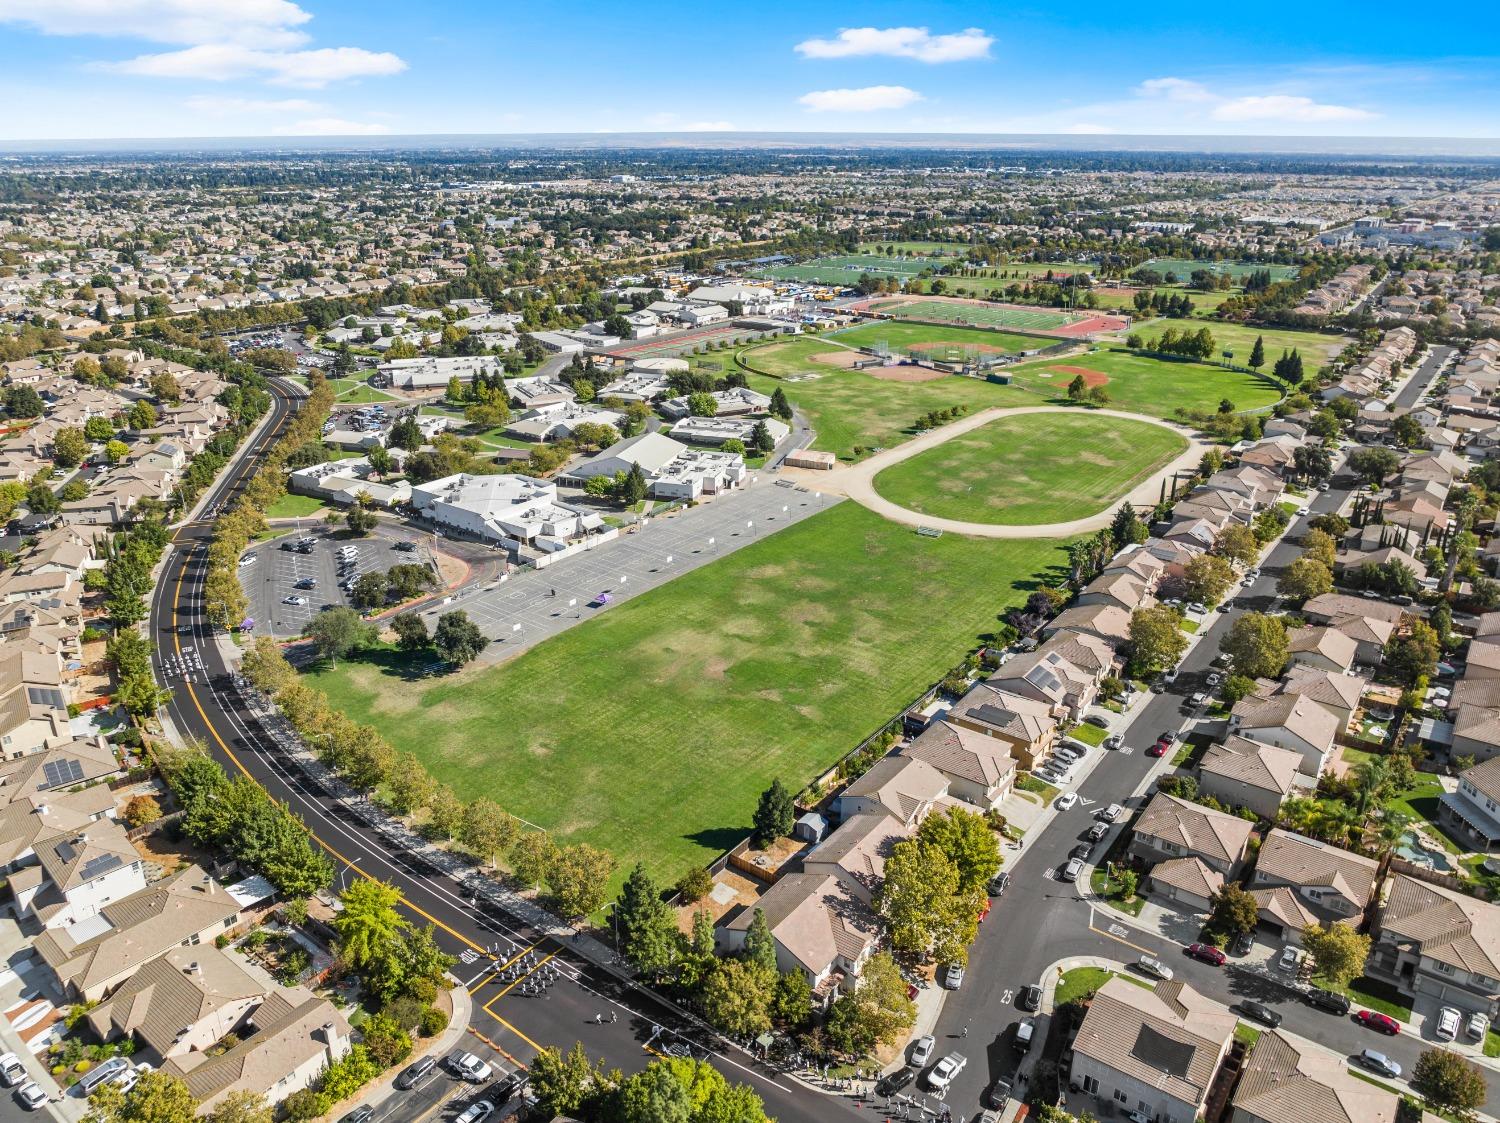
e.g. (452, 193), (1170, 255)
(3, 130), (1500, 159)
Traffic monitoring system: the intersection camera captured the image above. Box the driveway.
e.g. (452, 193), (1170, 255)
(780, 405), (1208, 539)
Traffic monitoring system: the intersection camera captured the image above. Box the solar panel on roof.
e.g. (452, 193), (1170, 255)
(41, 758), (86, 788)
(79, 854), (123, 880)
(970, 703), (1015, 728)
(1132, 1025), (1197, 1080)
(27, 687), (67, 710)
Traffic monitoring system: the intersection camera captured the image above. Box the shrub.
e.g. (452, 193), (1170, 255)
(406, 976), (437, 1005)
(676, 866), (714, 903)
(280, 1088), (329, 1121)
(418, 1006), (448, 1037)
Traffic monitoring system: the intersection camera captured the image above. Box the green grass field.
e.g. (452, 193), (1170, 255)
(858, 241), (969, 257)
(1089, 289), (1226, 314)
(872, 413), (1185, 525)
(870, 299), (1077, 332)
(1009, 348), (1284, 418)
(828, 320), (1039, 355)
(1141, 259), (1299, 282)
(1132, 319), (1351, 366)
(755, 254), (940, 284)
(744, 366), (1035, 460)
(304, 502), (1071, 890)
(737, 336), (855, 377)
(265, 493), (328, 519)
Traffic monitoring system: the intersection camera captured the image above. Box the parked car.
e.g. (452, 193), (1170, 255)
(982, 1077), (1013, 1109)
(1087, 822), (1109, 843)
(1229, 931), (1254, 958)
(1061, 857), (1084, 882)
(1356, 1049), (1401, 1078)
(943, 964), (965, 990)
(1055, 745), (1084, 764)
(78, 1057), (131, 1095)
(1186, 601), (1206, 615)
(293, 577), (317, 589)
(1148, 739), (1171, 757)
(1206, 672), (1223, 686)
(876, 1068), (915, 1097)
(1305, 987), (1351, 1015)
(1436, 1006), (1462, 1041)
(1099, 803), (1125, 822)
(1136, 955), (1173, 981)
(337, 1109), (374, 1123)
(910, 1034), (936, 1067)
(396, 1057), (437, 1090)
(0, 1056), (24, 1089)
(1466, 1011), (1490, 1041)
(455, 1102), (494, 1123)
(1084, 714), (1109, 728)
(1103, 734), (1123, 750)
(1277, 946), (1302, 973)
(451, 1053), (493, 1083)
(1185, 943), (1226, 966)
(237, 554), (255, 567)
(1157, 730), (1177, 745)
(1190, 692), (1207, 706)
(988, 871), (1011, 897)
(1014, 1017), (1036, 1052)
(14, 1082), (46, 1111)
(1070, 843), (1092, 861)
(1236, 1001), (1282, 1028)
(1056, 792), (1078, 811)
(1017, 985), (1042, 1012)
(1356, 1010), (1402, 1036)
(282, 595), (309, 606)
(927, 1053), (966, 1091)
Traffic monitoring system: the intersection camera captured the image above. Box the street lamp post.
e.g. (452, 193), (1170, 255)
(339, 856), (362, 891)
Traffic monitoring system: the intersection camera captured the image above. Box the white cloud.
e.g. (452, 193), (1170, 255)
(795, 26), (992, 63)
(0, 0), (312, 48)
(1212, 94), (1375, 122)
(1135, 77), (1214, 102)
(798, 85), (923, 112)
(184, 94), (324, 114)
(109, 44), (407, 87)
(272, 116), (390, 135)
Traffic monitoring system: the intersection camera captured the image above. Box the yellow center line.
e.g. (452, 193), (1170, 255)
(168, 551), (487, 956)
(484, 950), (559, 1008)
(468, 944), (540, 993)
(1088, 918), (1157, 957)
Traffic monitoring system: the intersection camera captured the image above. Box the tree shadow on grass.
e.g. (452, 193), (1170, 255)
(329, 644), (452, 683)
(682, 825), (753, 855)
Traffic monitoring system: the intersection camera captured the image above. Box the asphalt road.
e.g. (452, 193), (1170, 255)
(146, 382), (858, 1123)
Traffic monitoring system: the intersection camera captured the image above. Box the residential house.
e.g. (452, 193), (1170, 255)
(1071, 977), (1236, 1123)
(1300, 594), (1402, 666)
(801, 812), (911, 905)
(833, 756), (946, 828)
(1247, 829), (1380, 939)
(717, 872), (878, 997)
(986, 634), (1113, 722)
(1440, 757), (1500, 850)
(1042, 602), (1133, 649)
(1129, 792), (1254, 876)
(1287, 627), (1358, 675)
(943, 683), (1059, 771)
(1368, 872), (1500, 1018)
(1230, 1030), (1415, 1123)
(1075, 570), (1156, 614)
(1280, 665), (1367, 732)
(1451, 705), (1500, 764)
(0, 647), (72, 758)
(1197, 736), (1303, 821)
(11, 818), (147, 930)
(903, 721), (1017, 810)
(1148, 857), (1225, 913)
(1228, 691), (1339, 779)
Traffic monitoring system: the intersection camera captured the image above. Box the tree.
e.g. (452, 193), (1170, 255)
(104, 438), (131, 464)
(1110, 504), (1146, 548)
(1277, 557), (1333, 602)
(127, 399), (157, 430)
(699, 959), (772, 1037)
(549, 843), (616, 918)
(346, 503), (378, 535)
(1066, 374), (1087, 400)
(52, 426), (88, 468)
(433, 610), (486, 666)
(622, 460), (649, 504)
(1301, 922), (1371, 987)
(385, 563), (435, 600)
(750, 779), (795, 849)
(686, 391), (718, 417)
(1303, 528), (1338, 569)
(360, 1011), (413, 1068)
(769, 386), (793, 420)
(917, 805), (1001, 897)
(1412, 1048), (1488, 1120)
(83, 1069), (198, 1123)
(334, 878), (407, 970)
(389, 416), (423, 451)
(1215, 524), (1261, 568)
(4, 385), (43, 419)
(1248, 335), (1265, 370)
(528, 1044), (597, 1119)
(1392, 413), (1425, 448)
(823, 952), (915, 1056)
(204, 1091), (273, 1123)
(876, 839), (979, 965)
(773, 968), (813, 1028)
(508, 832), (557, 890)
(615, 863), (681, 976)
(1183, 554), (1235, 606)
(1128, 605), (1189, 675)
(1220, 612), (1289, 679)
(459, 798), (518, 866)
(391, 613), (430, 652)
(1207, 884), (1259, 937)
(1387, 619), (1440, 686)
(124, 794), (163, 828)
(305, 606), (376, 664)
(1348, 446), (1401, 486)
(350, 570), (389, 611)
(619, 1062), (692, 1123)
(743, 907), (778, 973)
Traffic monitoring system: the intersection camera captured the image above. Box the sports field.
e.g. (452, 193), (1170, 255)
(829, 320), (1038, 355)
(1141, 259), (1299, 283)
(304, 502), (1070, 889)
(738, 336), (856, 377)
(755, 254), (940, 284)
(870, 298), (1077, 332)
(1008, 348), (1284, 417)
(1132, 319), (1350, 365)
(872, 413), (1187, 525)
(858, 241), (968, 257)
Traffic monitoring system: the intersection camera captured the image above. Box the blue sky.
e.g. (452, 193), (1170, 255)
(0, 0), (1495, 140)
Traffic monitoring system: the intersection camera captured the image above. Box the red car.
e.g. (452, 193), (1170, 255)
(1356, 1010), (1401, 1036)
(1185, 943), (1226, 966)
(1148, 740), (1170, 757)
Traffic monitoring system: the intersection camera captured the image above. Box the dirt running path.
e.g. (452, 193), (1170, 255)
(781, 405), (1208, 539)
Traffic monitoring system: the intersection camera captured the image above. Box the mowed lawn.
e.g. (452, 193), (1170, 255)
(744, 365), (1035, 461)
(1134, 319), (1351, 366)
(1009, 348), (1283, 418)
(304, 503), (1070, 890)
(829, 320), (1039, 355)
(739, 336), (856, 376)
(872, 413), (1187, 525)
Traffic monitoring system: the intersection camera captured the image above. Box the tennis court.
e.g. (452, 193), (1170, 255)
(874, 299), (1078, 332)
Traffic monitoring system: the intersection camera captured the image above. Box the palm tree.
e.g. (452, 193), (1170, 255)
(1350, 758), (1390, 817)
(1372, 810), (1411, 854)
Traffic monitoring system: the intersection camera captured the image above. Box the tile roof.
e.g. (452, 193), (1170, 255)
(1461, 756), (1500, 806)
(838, 756), (947, 824)
(1232, 1030), (1400, 1123)
(1454, 705), (1500, 749)
(1199, 737), (1301, 796)
(1301, 593), (1404, 625)
(1149, 856), (1225, 901)
(1232, 693), (1340, 752)
(905, 721), (1017, 790)
(1286, 626), (1358, 668)
(1249, 885), (1321, 932)
(1378, 873), (1500, 983)
(1134, 792), (1254, 866)
(722, 872), (879, 977)
(1254, 830), (1380, 911)
(84, 945), (265, 1057)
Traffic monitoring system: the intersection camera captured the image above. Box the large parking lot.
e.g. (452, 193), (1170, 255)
(241, 529), (443, 637)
